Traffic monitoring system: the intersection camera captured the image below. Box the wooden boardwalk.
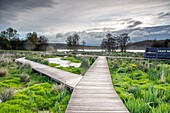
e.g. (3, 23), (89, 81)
(16, 57), (82, 89)
(66, 56), (129, 113)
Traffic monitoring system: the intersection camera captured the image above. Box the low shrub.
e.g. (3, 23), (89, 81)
(0, 68), (8, 77)
(150, 104), (170, 113)
(117, 68), (125, 73)
(19, 63), (32, 72)
(0, 88), (15, 102)
(26, 56), (49, 65)
(20, 74), (30, 82)
(147, 68), (160, 81)
(143, 86), (159, 107)
(80, 59), (90, 69)
(49, 63), (60, 67)
(58, 66), (81, 74)
(52, 84), (65, 92)
(125, 98), (150, 113)
(61, 57), (81, 63)
(128, 87), (137, 93)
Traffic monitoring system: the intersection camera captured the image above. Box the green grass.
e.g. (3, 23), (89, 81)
(0, 58), (71, 113)
(0, 83), (71, 113)
(61, 57), (81, 63)
(49, 63), (60, 67)
(25, 54), (96, 75)
(57, 66), (81, 74)
(108, 58), (170, 113)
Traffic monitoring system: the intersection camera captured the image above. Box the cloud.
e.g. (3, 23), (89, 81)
(129, 29), (149, 38)
(119, 18), (142, 28)
(157, 12), (170, 18)
(127, 21), (142, 28)
(46, 25), (170, 45)
(0, 0), (57, 23)
(0, 0), (170, 37)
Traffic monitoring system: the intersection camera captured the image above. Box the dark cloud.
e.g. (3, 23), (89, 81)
(86, 27), (116, 32)
(127, 20), (142, 28)
(0, 0), (170, 36)
(157, 12), (170, 18)
(120, 18), (142, 28)
(0, 0), (56, 23)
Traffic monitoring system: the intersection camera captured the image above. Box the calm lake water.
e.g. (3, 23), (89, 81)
(57, 49), (145, 53)
(47, 58), (81, 67)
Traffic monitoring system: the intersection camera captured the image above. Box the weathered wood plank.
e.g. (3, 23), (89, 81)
(66, 56), (129, 113)
(16, 57), (82, 89)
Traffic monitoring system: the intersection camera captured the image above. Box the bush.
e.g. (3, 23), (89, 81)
(0, 68), (8, 77)
(19, 63), (32, 70)
(20, 74), (30, 82)
(117, 68), (125, 73)
(147, 68), (160, 81)
(52, 84), (65, 92)
(80, 59), (90, 75)
(125, 98), (150, 113)
(0, 88), (15, 102)
(89, 57), (96, 65)
(26, 56), (49, 65)
(151, 104), (170, 113)
(143, 86), (159, 107)
(128, 87), (137, 93)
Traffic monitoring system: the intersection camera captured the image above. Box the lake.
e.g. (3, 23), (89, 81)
(47, 58), (81, 67)
(56, 49), (145, 53)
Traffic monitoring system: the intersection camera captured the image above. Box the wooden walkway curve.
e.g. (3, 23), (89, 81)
(16, 57), (82, 89)
(66, 56), (129, 113)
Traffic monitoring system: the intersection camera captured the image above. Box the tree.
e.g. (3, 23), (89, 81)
(6, 27), (17, 38)
(167, 42), (170, 48)
(118, 33), (130, 52)
(0, 27), (18, 50)
(26, 32), (38, 50)
(10, 37), (21, 50)
(66, 34), (80, 51)
(23, 40), (35, 51)
(0, 36), (11, 49)
(81, 40), (86, 51)
(165, 39), (170, 47)
(38, 36), (48, 51)
(101, 33), (116, 52)
(66, 35), (74, 50)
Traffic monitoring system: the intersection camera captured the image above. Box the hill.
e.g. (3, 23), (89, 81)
(127, 39), (170, 50)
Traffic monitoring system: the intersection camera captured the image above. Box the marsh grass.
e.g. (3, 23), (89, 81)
(0, 88), (16, 102)
(108, 58), (170, 113)
(0, 52), (71, 112)
(0, 68), (8, 77)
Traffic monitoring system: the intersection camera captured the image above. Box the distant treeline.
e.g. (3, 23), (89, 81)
(152, 39), (170, 48)
(0, 27), (48, 51)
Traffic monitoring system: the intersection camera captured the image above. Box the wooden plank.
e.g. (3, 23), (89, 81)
(16, 57), (82, 89)
(67, 106), (128, 111)
(66, 111), (129, 113)
(66, 56), (129, 113)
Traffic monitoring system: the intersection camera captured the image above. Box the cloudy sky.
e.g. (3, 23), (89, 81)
(0, 0), (170, 45)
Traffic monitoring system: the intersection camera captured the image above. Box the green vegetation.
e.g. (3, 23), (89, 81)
(20, 74), (30, 82)
(58, 66), (81, 74)
(0, 68), (8, 77)
(25, 55), (96, 75)
(0, 53), (71, 113)
(108, 58), (170, 113)
(61, 57), (81, 63)
(26, 56), (49, 65)
(0, 88), (15, 102)
(54, 56), (96, 75)
(0, 27), (48, 51)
